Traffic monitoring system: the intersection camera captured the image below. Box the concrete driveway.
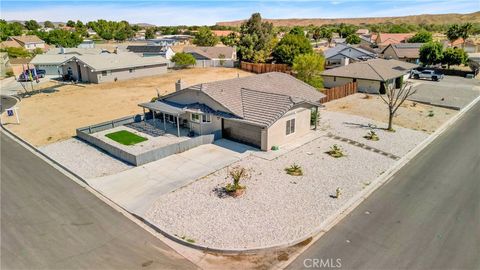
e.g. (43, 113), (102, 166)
(408, 76), (480, 109)
(87, 139), (255, 216)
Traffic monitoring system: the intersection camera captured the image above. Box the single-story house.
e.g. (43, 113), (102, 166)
(322, 58), (418, 94)
(139, 72), (325, 150)
(183, 46), (237, 68)
(374, 33), (415, 49)
(0, 52), (10, 77)
(4, 35), (46, 51)
(382, 43), (423, 63)
(126, 45), (175, 60)
(31, 51), (168, 83)
(77, 39), (95, 49)
(324, 44), (376, 68)
(356, 29), (370, 35)
(31, 47), (105, 75)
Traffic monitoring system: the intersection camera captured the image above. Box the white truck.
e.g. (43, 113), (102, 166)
(411, 69), (444, 81)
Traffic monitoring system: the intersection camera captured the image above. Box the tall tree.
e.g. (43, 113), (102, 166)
(407, 30), (433, 43)
(66, 20), (76, 27)
(446, 24), (461, 43)
(171, 52), (196, 68)
(459, 23), (472, 48)
(192, 26), (219, 46)
(43, 20), (55, 28)
(220, 32), (239, 47)
(312, 27), (322, 45)
(345, 34), (361, 44)
(320, 27), (333, 47)
(289, 26), (305, 36)
(419, 41), (443, 66)
(145, 28), (155, 39)
(273, 33), (313, 65)
(237, 13), (275, 63)
(292, 53), (325, 89)
(24, 20), (40, 30)
(442, 47), (468, 69)
(379, 82), (417, 131)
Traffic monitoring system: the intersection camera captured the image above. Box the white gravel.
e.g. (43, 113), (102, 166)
(319, 111), (429, 157)
(145, 136), (395, 249)
(40, 138), (132, 179)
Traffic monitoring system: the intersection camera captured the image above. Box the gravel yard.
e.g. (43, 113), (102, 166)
(146, 136), (395, 250)
(40, 138), (132, 179)
(319, 111), (429, 157)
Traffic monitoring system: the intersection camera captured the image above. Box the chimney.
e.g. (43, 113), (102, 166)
(114, 47), (118, 54)
(175, 79), (185, 92)
(60, 47), (66, 54)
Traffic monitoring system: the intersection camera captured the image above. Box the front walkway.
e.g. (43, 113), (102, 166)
(87, 139), (256, 216)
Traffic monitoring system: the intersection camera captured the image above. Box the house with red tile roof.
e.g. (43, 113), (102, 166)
(374, 33), (415, 48)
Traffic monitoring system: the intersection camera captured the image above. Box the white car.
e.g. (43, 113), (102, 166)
(411, 70), (444, 81)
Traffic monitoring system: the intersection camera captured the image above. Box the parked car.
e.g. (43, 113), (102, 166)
(411, 69), (444, 81)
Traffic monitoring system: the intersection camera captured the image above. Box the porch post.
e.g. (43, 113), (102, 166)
(143, 108), (146, 123)
(152, 110), (155, 125)
(176, 114), (180, 137)
(314, 106), (318, 130)
(163, 113), (166, 131)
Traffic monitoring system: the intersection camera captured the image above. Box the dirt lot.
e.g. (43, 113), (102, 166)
(3, 68), (252, 146)
(324, 93), (458, 133)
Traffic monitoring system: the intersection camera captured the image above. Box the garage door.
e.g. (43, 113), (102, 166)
(222, 119), (262, 148)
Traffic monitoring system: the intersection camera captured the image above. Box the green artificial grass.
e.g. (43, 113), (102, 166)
(105, 130), (148, 146)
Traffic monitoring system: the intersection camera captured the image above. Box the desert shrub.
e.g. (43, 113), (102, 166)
(364, 130), (379, 141)
(327, 144), (345, 158)
(428, 110), (435, 117)
(225, 166), (249, 194)
(285, 163), (303, 176)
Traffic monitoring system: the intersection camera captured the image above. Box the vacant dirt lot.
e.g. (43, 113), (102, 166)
(3, 68), (252, 146)
(324, 93), (458, 133)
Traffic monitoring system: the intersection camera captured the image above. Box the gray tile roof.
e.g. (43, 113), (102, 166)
(382, 43), (423, 59)
(322, 58), (418, 81)
(324, 44), (375, 60)
(162, 72), (325, 127)
(183, 46), (235, 60)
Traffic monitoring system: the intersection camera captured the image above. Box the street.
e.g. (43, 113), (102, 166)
(0, 131), (197, 269)
(287, 101), (480, 269)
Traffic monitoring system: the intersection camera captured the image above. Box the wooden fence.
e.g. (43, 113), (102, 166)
(240, 61), (290, 74)
(320, 82), (357, 103)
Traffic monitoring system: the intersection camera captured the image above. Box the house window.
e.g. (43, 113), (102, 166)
(202, 114), (211, 123)
(334, 76), (337, 82)
(129, 68), (135, 73)
(286, 119), (296, 135)
(102, 70), (112, 76)
(191, 113), (200, 123)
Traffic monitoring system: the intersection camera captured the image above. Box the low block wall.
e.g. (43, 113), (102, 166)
(76, 114), (217, 166)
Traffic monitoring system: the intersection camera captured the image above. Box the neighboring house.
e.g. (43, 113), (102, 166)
(324, 44), (376, 68)
(382, 43), (423, 63)
(77, 39), (95, 49)
(4, 35), (46, 50)
(212, 30), (234, 37)
(0, 40), (22, 49)
(148, 38), (178, 46)
(183, 46), (237, 68)
(0, 52), (10, 77)
(87, 28), (98, 37)
(140, 72), (325, 150)
(332, 38), (346, 46)
(446, 38), (480, 53)
(356, 29), (370, 35)
(32, 47), (105, 75)
(322, 59), (418, 94)
(126, 45), (176, 60)
(374, 33), (415, 48)
(31, 51), (168, 83)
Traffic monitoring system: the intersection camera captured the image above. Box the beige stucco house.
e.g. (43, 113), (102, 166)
(322, 59), (418, 94)
(139, 72), (325, 150)
(5, 35), (46, 50)
(382, 43), (423, 63)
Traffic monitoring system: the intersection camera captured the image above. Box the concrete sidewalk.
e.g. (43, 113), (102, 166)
(87, 139), (255, 215)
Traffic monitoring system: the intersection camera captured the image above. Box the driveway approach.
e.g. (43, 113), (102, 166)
(287, 100), (480, 269)
(0, 131), (197, 270)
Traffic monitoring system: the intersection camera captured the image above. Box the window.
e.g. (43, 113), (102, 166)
(286, 119), (295, 135)
(102, 71), (107, 76)
(129, 68), (135, 73)
(191, 113), (200, 122)
(202, 114), (211, 123)
(333, 76), (337, 82)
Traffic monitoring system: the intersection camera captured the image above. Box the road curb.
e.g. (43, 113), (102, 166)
(2, 93), (479, 256)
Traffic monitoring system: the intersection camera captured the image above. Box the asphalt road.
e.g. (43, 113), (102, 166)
(288, 101), (480, 270)
(0, 131), (197, 269)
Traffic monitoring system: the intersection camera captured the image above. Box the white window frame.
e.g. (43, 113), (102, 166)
(286, 118), (296, 135)
(191, 113), (200, 123)
(202, 114), (211, 123)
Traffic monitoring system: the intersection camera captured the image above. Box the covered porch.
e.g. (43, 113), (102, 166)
(139, 101), (188, 137)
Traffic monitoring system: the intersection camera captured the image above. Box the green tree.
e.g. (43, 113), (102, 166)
(273, 33), (313, 65)
(442, 47), (468, 69)
(76, 20), (84, 29)
(419, 41), (443, 66)
(292, 53), (325, 89)
(24, 20), (40, 31)
(42, 29), (83, 47)
(407, 31), (433, 43)
(0, 47), (31, 58)
(459, 23), (472, 47)
(193, 27), (219, 46)
(171, 52), (196, 68)
(336, 23), (357, 38)
(66, 20), (76, 27)
(289, 26), (304, 36)
(312, 27), (321, 42)
(320, 27), (334, 47)
(43, 20), (55, 28)
(237, 13), (275, 63)
(114, 29), (127, 41)
(145, 28), (155, 39)
(0, 20), (23, 40)
(345, 34), (361, 44)
(446, 24), (461, 43)
(220, 32), (239, 47)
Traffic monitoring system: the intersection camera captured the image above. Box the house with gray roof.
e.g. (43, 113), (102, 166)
(382, 43), (423, 63)
(139, 72), (325, 150)
(322, 58), (418, 94)
(31, 50), (169, 83)
(183, 46), (237, 68)
(324, 44), (376, 69)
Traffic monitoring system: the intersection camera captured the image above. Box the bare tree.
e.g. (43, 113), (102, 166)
(379, 81), (416, 131)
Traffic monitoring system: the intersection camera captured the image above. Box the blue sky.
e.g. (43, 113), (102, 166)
(1, 0), (478, 25)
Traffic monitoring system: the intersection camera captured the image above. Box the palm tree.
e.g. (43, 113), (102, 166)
(459, 23), (472, 48)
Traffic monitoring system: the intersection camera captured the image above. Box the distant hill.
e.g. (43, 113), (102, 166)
(217, 11), (480, 27)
